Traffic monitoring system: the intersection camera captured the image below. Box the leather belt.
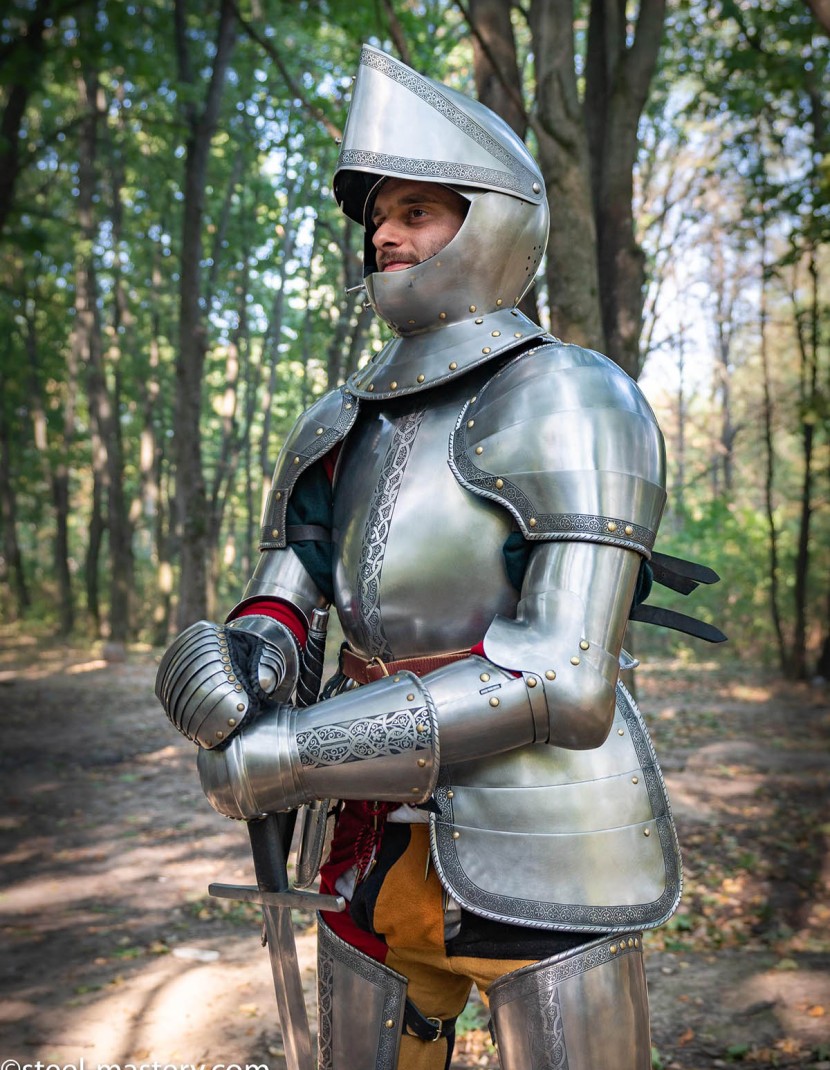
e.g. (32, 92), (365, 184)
(341, 646), (471, 685)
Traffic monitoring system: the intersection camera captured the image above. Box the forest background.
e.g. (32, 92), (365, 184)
(0, 0), (828, 682)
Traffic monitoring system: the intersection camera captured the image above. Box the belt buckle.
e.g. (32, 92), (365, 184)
(426, 1016), (443, 1041)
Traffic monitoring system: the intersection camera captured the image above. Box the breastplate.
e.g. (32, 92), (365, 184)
(332, 371), (517, 660)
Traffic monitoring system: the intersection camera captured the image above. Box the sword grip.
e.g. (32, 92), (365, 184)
(248, 812), (294, 893)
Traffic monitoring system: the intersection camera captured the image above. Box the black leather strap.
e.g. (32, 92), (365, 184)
(403, 998), (458, 1043)
(629, 604), (727, 643)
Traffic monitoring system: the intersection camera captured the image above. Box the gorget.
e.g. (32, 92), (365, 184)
(346, 307), (546, 400)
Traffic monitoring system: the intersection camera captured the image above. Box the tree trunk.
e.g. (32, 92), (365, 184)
(0, 397), (30, 617)
(173, 0), (237, 628)
(75, 61), (132, 642)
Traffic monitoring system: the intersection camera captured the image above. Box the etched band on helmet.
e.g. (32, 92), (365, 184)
(333, 44), (550, 334)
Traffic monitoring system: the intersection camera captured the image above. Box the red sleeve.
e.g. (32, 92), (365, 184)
(226, 598), (309, 647)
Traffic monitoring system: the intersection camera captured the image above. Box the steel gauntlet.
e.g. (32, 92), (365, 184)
(155, 615), (301, 749)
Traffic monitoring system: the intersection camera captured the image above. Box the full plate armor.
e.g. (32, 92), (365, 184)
(157, 45), (686, 1070)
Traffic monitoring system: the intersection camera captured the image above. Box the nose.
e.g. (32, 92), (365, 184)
(372, 218), (403, 249)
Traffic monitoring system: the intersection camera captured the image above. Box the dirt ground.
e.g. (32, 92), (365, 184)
(1, 631), (828, 1070)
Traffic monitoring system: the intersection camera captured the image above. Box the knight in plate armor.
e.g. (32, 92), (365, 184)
(156, 45), (707, 1070)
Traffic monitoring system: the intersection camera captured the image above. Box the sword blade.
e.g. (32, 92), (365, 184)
(261, 905), (314, 1070)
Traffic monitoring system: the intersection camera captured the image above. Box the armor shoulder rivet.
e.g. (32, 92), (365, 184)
(271, 529), (279, 538)
(545, 670), (556, 680)
(527, 676), (537, 687)
(385, 1020), (395, 1029)
(315, 427), (324, 435)
(447, 790), (454, 798)
(390, 381), (398, 390)
(644, 828), (651, 836)
(275, 491), (282, 500)
(237, 703), (245, 712)
(475, 446), (484, 455)
(439, 312), (447, 319)
(570, 657), (579, 666)
(607, 521), (617, 532)
(628, 938), (635, 946)
(452, 830), (461, 840)
(346, 403), (353, 410)
(449, 361), (458, 370)
(293, 457), (300, 465)
(496, 478), (504, 489)
(514, 332), (523, 338)
(417, 758), (427, 768)
(491, 330), (501, 337)
(482, 347), (491, 354)
(368, 384), (375, 392)
(529, 517), (537, 527)
(215, 730), (224, 740)
(417, 723), (427, 733)
(227, 718), (236, 727)
(469, 304), (477, 313)
(417, 374), (425, 383)
(496, 298), (503, 306)
(411, 787), (421, 794)
(618, 728), (625, 735)
(625, 525), (634, 535)
(580, 640), (590, 650)
(480, 672), (490, 682)
(407, 694), (415, 702)
(489, 696), (500, 707)
(632, 776), (639, 784)
(533, 182), (541, 193)
(475, 317), (484, 324)
(610, 944), (618, 954)
(408, 319), (416, 325)
(467, 419), (475, 428)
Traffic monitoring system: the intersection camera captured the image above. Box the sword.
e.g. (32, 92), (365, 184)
(209, 609), (343, 1070)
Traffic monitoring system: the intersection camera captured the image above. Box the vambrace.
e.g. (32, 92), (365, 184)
(155, 614), (301, 749)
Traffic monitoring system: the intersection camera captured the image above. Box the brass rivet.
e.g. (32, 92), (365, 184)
(417, 758), (427, 768)
(228, 674), (237, 682)
(390, 381), (397, 390)
(469, 304), (477, 313)
(410, 787), (420, 794)
(447, 790), (454, 798)
(489, 697), (500, 707)
(545, 670), (556, 680)
(471, 396), (477, 403)
(496, 298), (503, 306)
(417, 374), (425, 383)
(480, 672), (490, 682)
(452, 830), (460, 840)
(610, 944), (618, 954)
(527, 676), (538, 688)
(495, 478), (504, 489)
(407, 694), (415, 702)
(618, 728), (625, 736)
(482, 347), (491, 354)
(227, 718), (236, 727)
(385, 1019), (395, 1028)
(634, 938), (639, 947)
(345, 402), (353, 410)
(625, 525), (634, 536)
(529, 518), (537, 527)
(475, 317), (484, 324)
(368, 384), (375, 392)
(570, 656), (580, 666)
(475, 446), (484, 455)
(417, 723), (426, 733)
(235, 684), (243, 691)
(275, 491), (282, 500)
(271, 529), (279, 538)
(632, 776), (639, 784)
(607, 521), (617, 532)
(628, 938), (634, 947)
(580, 640), (590, 650)
(315, 427), (324, 435)
(293, 457), (300, 465)
(237, 703), (245, 712)
(467, 419), (475, 428)
(644, 828), (651, 837)
(408, 319), (416, 325)
(216, 730), (224, 739)
(449, 361), (458, 370)
(491, 330), (501, 338)
(439, 312), (447, 319)
(514, 332), (523, 338)
(393, 675), (401, 682)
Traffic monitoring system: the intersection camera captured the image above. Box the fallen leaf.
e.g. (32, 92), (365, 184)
(678, 1027), (694, 1046)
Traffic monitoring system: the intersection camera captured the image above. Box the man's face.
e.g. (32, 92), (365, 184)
(369, 179), (468, 273)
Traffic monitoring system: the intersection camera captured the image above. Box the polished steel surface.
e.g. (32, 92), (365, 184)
(333, 370), (519, 659)
(450, 341), (667, 555)
(241, 548), (328, 622)
(346, 308), (546, 399)
(317, 916), (406, 1070)
(489, 932), (651, 1069)
(429, 682), (682, 932)
(196, 671), (439, 819)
